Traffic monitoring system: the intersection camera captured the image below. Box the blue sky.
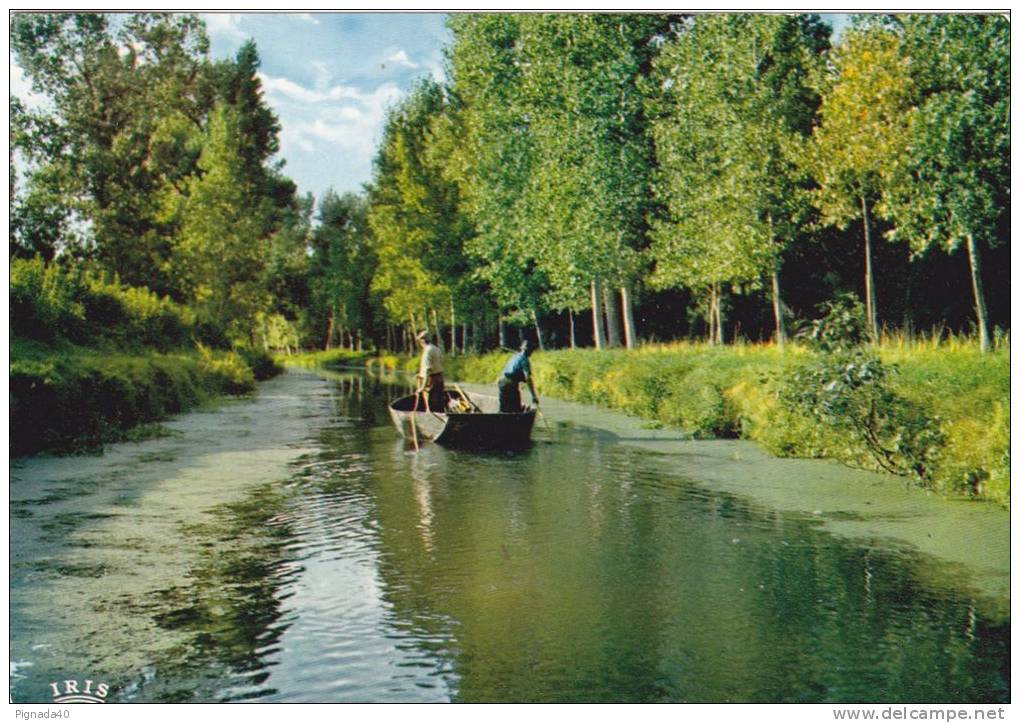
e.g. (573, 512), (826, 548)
(202, 12), (452, 202)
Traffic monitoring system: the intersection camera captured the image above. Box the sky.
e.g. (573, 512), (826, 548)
(202, 12), (452, 202)
(11, 11), (849, 206)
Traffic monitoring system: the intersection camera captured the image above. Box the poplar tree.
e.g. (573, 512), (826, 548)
(809, 23), (915, 343)
(884, 14), (1009, 352)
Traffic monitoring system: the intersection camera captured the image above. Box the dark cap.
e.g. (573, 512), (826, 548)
(416, 330), (431, 343)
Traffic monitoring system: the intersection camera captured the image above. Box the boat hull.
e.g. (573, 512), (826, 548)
(388, 390), (536, 448)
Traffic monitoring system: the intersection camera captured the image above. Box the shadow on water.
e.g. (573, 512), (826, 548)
(8, 368), (1009, 703)
(363, 432), (1009, 703)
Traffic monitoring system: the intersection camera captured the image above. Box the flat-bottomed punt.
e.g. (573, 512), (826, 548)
(389, 389), (536, 448)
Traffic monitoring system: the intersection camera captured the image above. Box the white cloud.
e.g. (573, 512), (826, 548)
(384, 50), (419, 69)
(309, 60), (331, 91)
(295, 13), (320, 25)
(202, 13), (246, 41)
(425, 51), (447, 83)
(259, 72), (391, 104)
(10, 55), (49, 111)
(259, 72), (405, 195)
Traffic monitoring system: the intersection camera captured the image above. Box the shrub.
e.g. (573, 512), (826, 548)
(780, 350), (944, 479)
(197, 344), (256, 395)
(235, 346), (284, 381)
(10, 257), (202, 350)
(10, 257), (86, 342)
(778, 296), (944, 482)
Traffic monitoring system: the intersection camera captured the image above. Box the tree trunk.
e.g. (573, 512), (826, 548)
(430, 308), (444, 352)
(472, 321), (479, 353)
(966, 233), (991, 353)
(498, 315), (506, 349)
(568, 309), (577, 349)
(714, 283), (726, 345)
(325, 309), (336, 350)
(707, 287), (716, 345)
(861, 195), (879, 343)
(532, 308), (545, 351)
(591, 277), (607, 350)
(771, 267), (786, 351)
(462, 322), (468, 355)
(603, 284), (622, 347)
(449, 298), (457, 356)
(767, 215), (786, 351)
(620, 285), (637, 349)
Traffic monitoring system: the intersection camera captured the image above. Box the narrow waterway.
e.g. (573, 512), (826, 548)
(9, 368), (1009, 703)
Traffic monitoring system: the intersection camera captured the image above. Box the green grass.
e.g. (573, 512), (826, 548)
(10, 338), (281, 457)
(440, 340), (1009, 506)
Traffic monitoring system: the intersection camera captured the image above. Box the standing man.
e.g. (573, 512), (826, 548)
(498, 340), (539, 413)
(415, 330), (446, 412)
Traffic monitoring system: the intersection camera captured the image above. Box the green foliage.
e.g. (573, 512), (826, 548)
(444, 341), (1004, 504)
(11, 13), (213, 292)
(648, 15), (827, 300)
(9, 342), (266, 456)
(810, 24), (915, 225)
(195, 343), (256, 394)
(882, 15), (1008, 353)
(10, 257), (197, 349)
(368, 79), (473, 328)
(804, 292), (869, 352)
(780, 296), (943, 480)
(10, 257), (86, 342)
(12, 13), (296, 330)
(234, 346), (284, 381)
(885, 14), (1009, 256)
(171, 104), (274, 340)
(780, 350), (944, 478)
(311, 191), (378, 347)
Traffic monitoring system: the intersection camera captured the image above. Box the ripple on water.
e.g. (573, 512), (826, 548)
(9, 371), (1010, 704)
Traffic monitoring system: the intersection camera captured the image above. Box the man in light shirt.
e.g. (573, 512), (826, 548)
(415, 330), (446, 412)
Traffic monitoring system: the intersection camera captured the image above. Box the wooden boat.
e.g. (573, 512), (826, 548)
(388, 389), (536, 448)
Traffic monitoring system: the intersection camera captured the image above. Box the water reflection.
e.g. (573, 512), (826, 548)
(8, 369), (1009, 703)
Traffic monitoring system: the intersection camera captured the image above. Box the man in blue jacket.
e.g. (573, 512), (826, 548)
(498, 340), (539, 413)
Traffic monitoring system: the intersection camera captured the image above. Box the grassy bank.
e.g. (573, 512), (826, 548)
(10, 338), (283, 457)
(10, 258), (286, 456)
(276, 348), (405, 372)
(436, 342), (1008, 506)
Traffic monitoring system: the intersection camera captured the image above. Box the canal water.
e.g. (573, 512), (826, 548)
(9, 368), (1009, 703)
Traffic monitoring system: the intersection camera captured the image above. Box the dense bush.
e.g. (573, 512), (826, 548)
(235, 346), (285, 381)
(10, 257), (200, 349)
(779, 296), (945, 481)
(10, 258), (294, 455)
(10, 257), (87, 342)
